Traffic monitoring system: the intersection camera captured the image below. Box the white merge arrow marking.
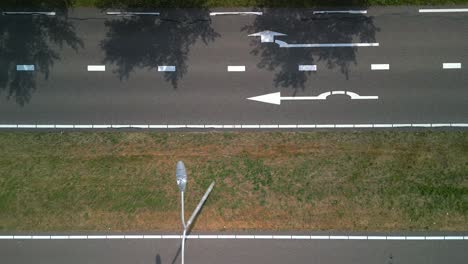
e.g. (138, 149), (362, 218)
(248, 31), (287, 43)
(247, 91), (378, 105)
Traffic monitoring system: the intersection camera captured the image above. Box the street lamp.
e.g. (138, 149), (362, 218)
(176, 161), (215, 264)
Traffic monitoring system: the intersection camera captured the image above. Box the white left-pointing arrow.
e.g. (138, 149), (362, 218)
(247, 91), (378, 105)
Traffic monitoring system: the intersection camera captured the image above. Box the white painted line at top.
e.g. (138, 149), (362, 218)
(3, 12), (56, 16)
(2, 234), (467, 240)
(16, 65), (35, 71)
(371, 64), (390, 70)
(313, 10), (367, 14)
(227, 66), (246, 72)
(299, 65), (317, 71)
(443, 63), (461, 69)
(210, 12), (262, 16)
(106, 12), (160, 16)
(87, 65), (106, 72)
(419, 8), (468, 13)
(1, 123), (468, 130)
(158, 66), (176, 72)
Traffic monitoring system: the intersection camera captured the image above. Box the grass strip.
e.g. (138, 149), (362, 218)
(0, 131), (467, 232)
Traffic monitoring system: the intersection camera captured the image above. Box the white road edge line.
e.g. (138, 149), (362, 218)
(4, 234), (467, 240)
(419, 9), (468, 13)
(371, 64), (390, 70)
(210, 12), (262, 16)
(1, 123), (468, 129)
(87, 65), (106, 72)
(443, 63), (461, 69)
(227, 66), (246, 72)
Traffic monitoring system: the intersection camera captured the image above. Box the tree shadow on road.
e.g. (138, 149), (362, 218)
(100, 6), (219, 89)
(0, 1), (83, 105)
(242, 6), (378, 94)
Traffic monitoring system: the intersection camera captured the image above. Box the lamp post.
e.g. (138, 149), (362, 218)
(176, 161), (215, 264)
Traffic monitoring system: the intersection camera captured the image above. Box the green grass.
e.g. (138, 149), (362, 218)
(0, 131), (466, 232)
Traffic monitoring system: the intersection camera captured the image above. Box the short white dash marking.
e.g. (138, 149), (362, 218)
(143, 235), (162, 239)
(227, 66), (245, 72)
(13, 236), (32, 239)
(149, 125), (168, 128)
(0, 236), (14, 239)
(125, 235), (144, 239)
(443, 63), (461, 69)
(260, 125), (278, 128)
(236, 235), (255, 239)
(371, 64), (390, 70)
(158, 66), (176, 72)
(330, 236), (348, 240)
(16, 65), (35, 71)
(217, 235), (236, 239)
(187, 125), (205, 128)
(292, 235), (310, 239)
(387, 236), (406, 240)
(93, 125), (111, 128)
(298, 65), (317, 71)
(445, 236), (464, 240)
(106, 12), (160, 16)
(50, 236), (69, 239)
(210, 12), (262, 16)
(425, 236), (444, 240)
(392, 124), (412, 127)
(162, 235), (180, 239)
(32, 236), (50, 239)
(255, 235), (273, 239)
(241, 125), (260, 128)
(451, 123), (468, 127)
(273, 235), (292, 239)
(187, 235), (199, 239)
(406, 236), (425, 240)
(69, 236), (87, 239)
(167, 125), (186, 128)
(205, 125), (223, 128)
(348, 236), (367, 240)
(3, 12), (55, 16)
(298, 124), (316, 128)
(106, 235), (125, 239)
(316, 124), (335, 128)
(55, 125), (74, 129)
(17, 124), (36, 128)
(87, 235), (106, 239)
(36, 125), (55, 128)
(368, 236), (387, 240)
(313, 10), (367, 14)
(373, 124), (392, 128)
(87, 65), (105, 72)
(310, 236), (330, 239)
(199, 235), (218, 239)
(278, 125), (297, 128)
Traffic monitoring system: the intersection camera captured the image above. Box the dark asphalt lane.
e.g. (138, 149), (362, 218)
(1, 235), (467, 264)
(0, 8), (467, 126)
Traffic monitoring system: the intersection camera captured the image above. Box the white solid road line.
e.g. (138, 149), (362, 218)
(275, 40), (379, 48)
(1, 123), (468, 129)
(210, 12), (262, 16)
(298, 65), (317, 71)
(158, 66), (176, 72)
(313, 10), (367, 14)
(1, 234), (465, 240)
(419, 8), (468, 13)
(371, 64), (390, 70)
(106, 12), (160, 16)
(2, 11), (56, 16)
(87, 65), (106, 72)
(443, 63), (462, 69)
(227, 66), (246, 72)
(16, 65), (35, 71)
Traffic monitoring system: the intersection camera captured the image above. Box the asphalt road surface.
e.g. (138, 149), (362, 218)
(0, 7), (467, 128)
(1, 232), (467, 264)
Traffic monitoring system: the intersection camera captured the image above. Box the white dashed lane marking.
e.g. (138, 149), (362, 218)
(16, 65), (34, 71)
(2, 11), (56, 16)
(158, 66), (176, 72)
(87, 65), (106, 72)
(443, 63), (462, 69)
(210, 12), (262, 16)
(312, 10), (367, 14)
(371, 64), (390, 70)
(298, 65), (317, 71)
(227, 66), (246, 72)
